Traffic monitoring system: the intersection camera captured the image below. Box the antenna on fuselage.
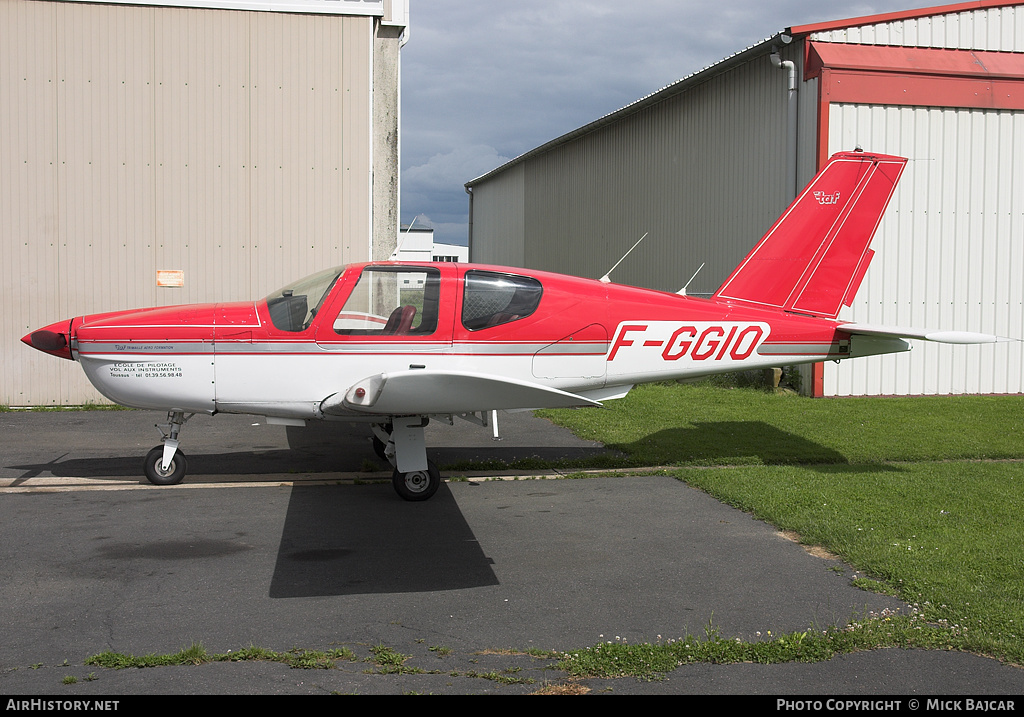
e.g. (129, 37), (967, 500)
(391, 216), (417, 260)
(677, 262), (705, 295)
(599, 232), (648, 284)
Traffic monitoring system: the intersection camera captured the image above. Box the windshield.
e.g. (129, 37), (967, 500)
(265, 266), (344, 332)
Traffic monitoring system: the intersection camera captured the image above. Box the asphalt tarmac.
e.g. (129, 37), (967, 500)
(1, 409), (1022, 697)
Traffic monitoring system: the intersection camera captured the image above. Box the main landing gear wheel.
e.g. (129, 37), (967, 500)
(143, 445), (187, 486)
(392, 460), (441, 502)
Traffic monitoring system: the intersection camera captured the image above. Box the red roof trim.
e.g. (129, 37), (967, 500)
(819, 71), (1024, 110)
(789, 0), (1024, 37)
(806, 42), (1024, 81)
(807, 43), (1024, 111)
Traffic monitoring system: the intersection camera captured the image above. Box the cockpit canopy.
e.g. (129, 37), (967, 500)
(265, 264), (544, 334)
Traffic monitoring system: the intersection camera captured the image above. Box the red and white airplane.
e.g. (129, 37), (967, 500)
(23, 151), (1006, 500)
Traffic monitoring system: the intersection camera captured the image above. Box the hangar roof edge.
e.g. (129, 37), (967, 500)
(789, 0), (1024, 37)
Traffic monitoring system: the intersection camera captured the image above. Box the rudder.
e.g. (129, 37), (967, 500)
(713, 151), (907, 319)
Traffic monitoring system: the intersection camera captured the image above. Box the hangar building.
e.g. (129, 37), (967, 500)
(465, 1), (1024, 397)
(1, 0), (408, 405)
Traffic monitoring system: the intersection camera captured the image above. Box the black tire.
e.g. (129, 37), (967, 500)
(143, 445), (187, 486)
(391, 461), (441, 502)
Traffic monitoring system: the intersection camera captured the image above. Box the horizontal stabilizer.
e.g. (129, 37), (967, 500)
(321, 370), (602, 416)
(840, 323), (1013, 345)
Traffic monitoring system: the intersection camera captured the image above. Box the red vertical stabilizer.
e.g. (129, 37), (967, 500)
(713, 151), (907, 319)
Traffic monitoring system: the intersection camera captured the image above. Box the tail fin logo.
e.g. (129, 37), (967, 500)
(814, 191), (841, 205)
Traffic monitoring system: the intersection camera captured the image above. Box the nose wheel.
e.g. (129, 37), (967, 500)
(143, 411), (192, 486)
(143, 445), (187, 485)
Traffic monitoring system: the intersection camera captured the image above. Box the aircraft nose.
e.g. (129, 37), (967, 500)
(22, 319), (75, 360)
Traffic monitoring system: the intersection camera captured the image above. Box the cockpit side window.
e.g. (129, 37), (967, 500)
(266, 266), (344, 332)
(462, 271), (543, 331)
(333, 267), (441, 336)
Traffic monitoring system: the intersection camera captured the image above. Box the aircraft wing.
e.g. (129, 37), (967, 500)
(839, 322), (1013, 345)
(320, 369), (603, 417)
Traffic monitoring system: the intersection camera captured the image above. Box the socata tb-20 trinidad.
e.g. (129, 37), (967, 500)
(23, 151), (1007, 500)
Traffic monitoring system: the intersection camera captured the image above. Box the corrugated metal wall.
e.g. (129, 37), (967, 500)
(472, 44), (801, 297)
(1, 0), (375, 405)
(815, 3), (1024, 396)
(824, 105), (1024, 396)
(468, 163), (525, 267)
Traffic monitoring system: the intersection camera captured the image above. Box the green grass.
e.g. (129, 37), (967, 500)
(366, 644), (423, 674)
(537, 383), (1024, 467)
(675, 462), (1024, 660)
(556, 614), (971, 681)
(85, 643), (356, 670)
(537, 383), (1024, 673)
(82, 641), (537, 686)
(0, 402), (131, 412)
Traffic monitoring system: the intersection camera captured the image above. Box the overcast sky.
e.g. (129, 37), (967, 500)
(398, 0), (940, 246)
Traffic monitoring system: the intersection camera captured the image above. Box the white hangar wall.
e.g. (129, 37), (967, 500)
(803, 1), (1024, 396)
(824, 105), (1024, 396)
(1, 0), (408, 405)
(467, 1), (1024, 397)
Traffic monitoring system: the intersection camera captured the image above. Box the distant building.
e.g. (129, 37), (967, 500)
(431, 244), (470, 263)
(393, 225), (469, 263)
(466, 0), (1024, 397)
(2, 0), (409, 405)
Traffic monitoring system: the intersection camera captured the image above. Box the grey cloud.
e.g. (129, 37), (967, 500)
(399, 0), (937, 247)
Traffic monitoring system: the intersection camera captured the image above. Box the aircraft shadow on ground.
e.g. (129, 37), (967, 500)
(5, 451), (369, 481)
(5, 418), (612, 481)
(269, 482), (499, 598)
(5, 445), (612, 482)
(284, 421), (619, 468)
(6, 419), (891, 482)
(616, 421), (902, 472)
